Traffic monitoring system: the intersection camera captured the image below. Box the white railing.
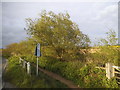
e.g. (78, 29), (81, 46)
(112, 65), (120, 84)
(19, 57), (31, 75)
(19, 58), (120, 85)
(112, 66), (120, 70)
(97, 63), (120, 84)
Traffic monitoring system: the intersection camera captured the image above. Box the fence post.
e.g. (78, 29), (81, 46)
(105, 63), (115, 79)
(19, 57), (22, 64)
(23, 60), (26, 68)
(27, 62), (31, 75)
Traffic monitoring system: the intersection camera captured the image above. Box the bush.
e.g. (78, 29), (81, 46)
(88, 46), (119, 65)
(38, 57), (119, 88)
(4, 56), (67, 88)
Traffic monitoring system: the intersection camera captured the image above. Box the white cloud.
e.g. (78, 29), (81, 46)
(93, 5), (118, 20)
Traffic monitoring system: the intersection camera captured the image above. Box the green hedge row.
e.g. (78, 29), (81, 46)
(13, 55), (119, 88)
(4, 56), (67, 88)
(37, 56), (119, 88)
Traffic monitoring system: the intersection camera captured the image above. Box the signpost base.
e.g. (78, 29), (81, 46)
(36, 57), (38, 76)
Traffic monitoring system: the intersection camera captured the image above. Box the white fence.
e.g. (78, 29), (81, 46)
(19, 58), (120, 85)
(19, 57), (31, 75)
(97, 62), (120, 85)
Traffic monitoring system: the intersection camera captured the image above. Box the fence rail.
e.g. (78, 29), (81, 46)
(19, 57), (32, 75)
(19, 58), (120, 85)
(95, 66), (106, 70)
(97, 62), (120, 85)
(18, 57), (79, 88)
(112, 66), (120, 69)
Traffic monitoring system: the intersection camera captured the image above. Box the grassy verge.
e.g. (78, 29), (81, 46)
(21, 55), (119, 88)
(5, 54), (119, 88)
(3, 56), (67, 88)
(36, 56), (119, 88)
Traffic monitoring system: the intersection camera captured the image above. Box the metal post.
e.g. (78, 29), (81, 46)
(36, 57), (38, 76)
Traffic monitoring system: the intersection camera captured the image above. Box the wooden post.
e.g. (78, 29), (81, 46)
(27, 62), (31, 75)
(19, 57), (21, 64)
(105, 63), (115, 79)
(19, 57), (22, 64)
(23, 60), (26, 68)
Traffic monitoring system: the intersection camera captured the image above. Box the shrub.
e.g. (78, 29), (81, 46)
(88, 46), (119, 65)
(4, 56), (67, 88)
(38, 57), (119, 88)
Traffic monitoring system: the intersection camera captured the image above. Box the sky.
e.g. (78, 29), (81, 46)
(1, 0), (119, 48)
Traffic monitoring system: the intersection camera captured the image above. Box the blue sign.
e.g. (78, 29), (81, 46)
(35, 43), (41, 57)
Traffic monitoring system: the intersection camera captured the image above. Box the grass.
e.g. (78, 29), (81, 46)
(4, 45), (120, 88)
(36, 56), (119, 88)
(4, 56), (67, 88)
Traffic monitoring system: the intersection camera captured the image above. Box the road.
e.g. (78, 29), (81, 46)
(1, 57), (16, 88)
(0, 57), (7, 89)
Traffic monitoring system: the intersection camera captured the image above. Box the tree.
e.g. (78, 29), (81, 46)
(25, 10), (90, 61)
(98, 30), (118, 46)
(2, 43), (18, 57)
(94, 30), (119, 65)
(2, 40), (35, 58)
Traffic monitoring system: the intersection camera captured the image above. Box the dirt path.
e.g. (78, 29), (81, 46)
(32, 64), (80, 88)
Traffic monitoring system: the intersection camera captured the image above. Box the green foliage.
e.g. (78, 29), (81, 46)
(4, 56), (32, 87)
(89, 30), (119, 65)
(38, 57), (119, 88)
(89, 46), (119, 65)
(3, 11), (119, 88)
(4, 56), (67, 88)
(2, 39), (36, 59)
(102, 77), (118, 88)
(98, 30), (118, 46)
(2, 11), (91, 62)
(25, 10), (90, 61)
(2, 43), (18, 58)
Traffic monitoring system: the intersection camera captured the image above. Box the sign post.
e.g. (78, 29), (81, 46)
(35, 43), (41, 76)
(36, 57), (38, 76)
